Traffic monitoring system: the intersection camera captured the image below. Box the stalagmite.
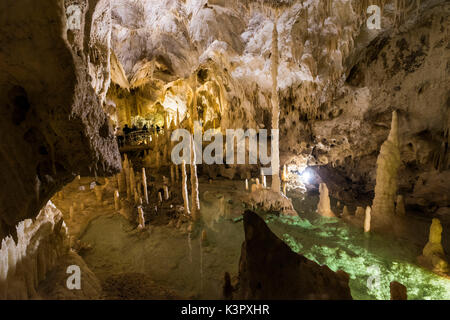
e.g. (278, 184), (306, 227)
(158, 192), (163, 203)
(355, 207), (365, 218)
(281, 165), (288, 182)
(317, 183), (335, 218)
(130, 168), (136, 198)
(94, 185), (103, 202)
(170, 165), (175, 185)
(390, 281), (407, 300)
(342, 206), (350, 217)
(419, 219), (449, 272)
(181, 160), (190, 215)
(137, 207), (145, 230)
(270, 15), (281, 194)
(134, 188), (139, 204)
(124, 157), (131, 200)
(114, 190), (120, 211)
(190, 136), (200, 220)
(396, 195), (406, 216)
(364, 206), (371, 233)
(260, 169), (267, 189)
(175, 164), (179, 181)
(245, 179), (249, 191)
(0, 202), (69, 299)
(142, 168), (149, 205)
(372, 111), (401, 221)
(164, 186), (170, 200)
(69, 206), (74, 220)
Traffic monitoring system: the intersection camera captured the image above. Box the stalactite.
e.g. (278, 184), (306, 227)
(158, 192), (163, 203)
(372, 111), (401, 221)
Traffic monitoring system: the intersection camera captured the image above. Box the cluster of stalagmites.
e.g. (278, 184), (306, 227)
(114, 111), (202, 229)
(0, 202), (69, 299)
(244, 169), (296, 216)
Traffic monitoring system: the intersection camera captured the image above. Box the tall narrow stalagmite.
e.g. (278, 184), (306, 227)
(364, 206), (372, 233)
(396, 195), (406, 216)
(142, 168), (149, 205)
(130, 167), (136, 199)
(181, 160), (190, 215)
(164, 186), (170, 200)
(271, 16), (281, 194)
(317, 183), (335, 218)
(114, 190), (120, 211)
(190, 136), (200, 220)
(124, 156), (131, 200)
(137, 207), (145, 230)
(372, 111), (401, 221)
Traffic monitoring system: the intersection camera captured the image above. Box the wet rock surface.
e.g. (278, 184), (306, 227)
(237, 210), (352, 300)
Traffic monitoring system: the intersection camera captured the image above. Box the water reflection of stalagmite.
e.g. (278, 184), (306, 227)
(372, 111), (401, 221)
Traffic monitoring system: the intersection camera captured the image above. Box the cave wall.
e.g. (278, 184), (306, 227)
(0, 0), (121, 239)
(302, 1), (449, 211)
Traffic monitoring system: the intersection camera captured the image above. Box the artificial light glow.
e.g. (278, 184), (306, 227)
(298, 170), (312, 184)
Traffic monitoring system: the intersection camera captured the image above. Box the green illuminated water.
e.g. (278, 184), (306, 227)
(265, 195), (450, 300)
(78, 179), (450, 300)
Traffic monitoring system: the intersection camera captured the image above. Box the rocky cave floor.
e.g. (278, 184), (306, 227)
(42, 164), (450, 300)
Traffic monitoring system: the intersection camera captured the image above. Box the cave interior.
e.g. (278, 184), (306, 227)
(0, 0), (449, 301)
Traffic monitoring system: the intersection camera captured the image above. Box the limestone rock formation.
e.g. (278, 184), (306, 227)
(418, 218), (449, 273)
(237, 210), (352, 300)
(0, 0), (121, 238)
(390, 281), (407, 300)
(0, 201), (69, 299)
(372, 111), (401, 221)
(317, 183), (335, 218)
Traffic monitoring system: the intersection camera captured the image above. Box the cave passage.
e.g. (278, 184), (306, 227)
(0, 0), (449, 302)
